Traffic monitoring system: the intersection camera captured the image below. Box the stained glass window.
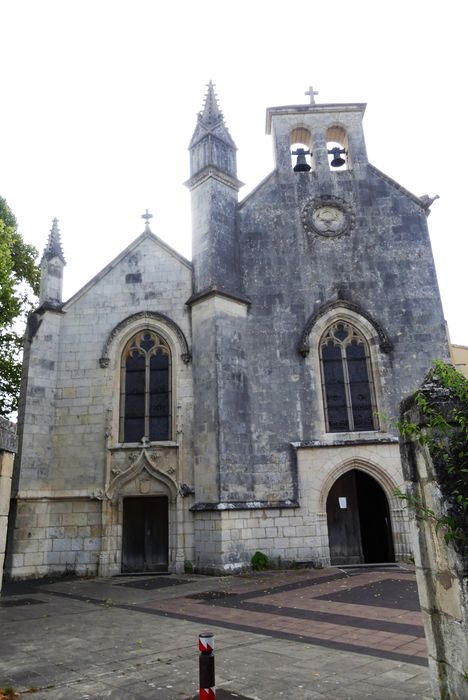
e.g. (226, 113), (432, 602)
(320, 322), (377, 433)
(120, 331), (171, 442)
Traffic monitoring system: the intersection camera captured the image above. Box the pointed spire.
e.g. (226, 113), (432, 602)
(42, 218), (66, 264)
(189, 81), (236, 156)
(200, 81), (224, 127)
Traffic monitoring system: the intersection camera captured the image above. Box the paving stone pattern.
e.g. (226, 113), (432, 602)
(0, 567), (431, 699)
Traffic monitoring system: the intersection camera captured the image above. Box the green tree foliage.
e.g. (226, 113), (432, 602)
(0, 197), (39, 417)
(397, 361), (468, 558)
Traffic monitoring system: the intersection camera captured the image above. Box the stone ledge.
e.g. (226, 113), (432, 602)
(191, 499), (299, 512)
(292, 436), (399, 449)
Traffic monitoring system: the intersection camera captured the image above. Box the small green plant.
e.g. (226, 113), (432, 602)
(251, 550), (269, 571)
(184, 559), (193, 574)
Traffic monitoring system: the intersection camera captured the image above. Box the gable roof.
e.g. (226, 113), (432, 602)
(63, 230), (192, 310)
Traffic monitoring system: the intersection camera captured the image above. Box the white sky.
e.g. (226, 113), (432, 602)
(1, 0), (466, 344)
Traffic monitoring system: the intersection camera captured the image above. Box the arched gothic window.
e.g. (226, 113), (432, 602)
(320, 322), (378, 432)
(120, 331), (171, 442)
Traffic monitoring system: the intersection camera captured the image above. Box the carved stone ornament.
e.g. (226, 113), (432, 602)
(301, 197), (353, 238)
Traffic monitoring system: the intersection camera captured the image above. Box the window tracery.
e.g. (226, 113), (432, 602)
(120, 330), (171, 442)
(320, 322), (377, 432)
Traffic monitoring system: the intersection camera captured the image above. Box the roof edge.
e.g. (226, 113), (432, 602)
(63, 231), (192, 309)
(266, 103), (367, 133)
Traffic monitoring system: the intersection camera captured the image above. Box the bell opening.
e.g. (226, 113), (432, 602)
(290, 127), (313, 173)
(291, 143), (312, 173)
(326, 125), (349, 171)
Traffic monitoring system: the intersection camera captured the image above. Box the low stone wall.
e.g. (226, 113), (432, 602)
(400, 369), (468, 700)
(9, 498), (101, 579)
(193, 506), (324, 573)
(0, 417), (17, 593)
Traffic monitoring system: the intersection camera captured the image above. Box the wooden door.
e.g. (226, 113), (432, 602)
(327, 469), (395, 565)
(327, 471), (363, 565)
(122, 496), (168, 573)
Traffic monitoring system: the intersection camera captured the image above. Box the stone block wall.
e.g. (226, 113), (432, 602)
(0, 417), (16, 593)
(193, 507), (323, 573)
(10, 498), (101, 579)
(400, 371), (468, 700)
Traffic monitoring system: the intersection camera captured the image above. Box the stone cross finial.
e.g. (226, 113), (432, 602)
(305, 86), (319, 105)
(142, 209), (153, 232)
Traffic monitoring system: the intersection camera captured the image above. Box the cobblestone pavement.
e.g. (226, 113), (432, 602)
(0, 565), (431, 699)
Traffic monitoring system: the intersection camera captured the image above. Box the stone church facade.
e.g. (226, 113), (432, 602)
(5, 86), (449, 579)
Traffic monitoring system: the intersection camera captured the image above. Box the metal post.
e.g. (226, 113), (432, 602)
(199, 632), (215, 699)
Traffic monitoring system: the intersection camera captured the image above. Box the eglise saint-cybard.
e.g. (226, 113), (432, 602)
(6, 85), (449, 579)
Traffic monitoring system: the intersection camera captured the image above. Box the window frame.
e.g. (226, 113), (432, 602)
(319, 321), (378, 433)
(119, 330), (172, 443)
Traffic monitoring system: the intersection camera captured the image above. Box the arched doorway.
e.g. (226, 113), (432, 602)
(326, 469), (395, 565)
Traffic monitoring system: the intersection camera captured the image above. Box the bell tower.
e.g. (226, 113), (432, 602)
(187, 84), (251, 536)
(266, 88), (369, 182)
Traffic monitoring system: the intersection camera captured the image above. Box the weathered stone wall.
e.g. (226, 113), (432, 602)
(0, 417), (17, 592)
(8, 232), (195, 579)
(10, 498), (101, 579)
(400, 374), (468, 700)
(192, 439), (413, 574)
(235, 160), (448, 501)
(193, 506), (321, 574)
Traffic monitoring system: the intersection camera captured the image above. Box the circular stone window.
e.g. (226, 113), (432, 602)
(301, 198), (353, 238)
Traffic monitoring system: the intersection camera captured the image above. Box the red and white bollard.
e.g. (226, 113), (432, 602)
(199, 632), (216, 699)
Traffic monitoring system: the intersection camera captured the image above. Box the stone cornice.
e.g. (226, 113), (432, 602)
(186, 286), (251, 308)
(185, 166), (244, 192)
(266, 103), (367, 133)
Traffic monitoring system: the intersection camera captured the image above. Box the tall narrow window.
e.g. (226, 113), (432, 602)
(320, 322), (377, 432)
(120, 331), (171, 442)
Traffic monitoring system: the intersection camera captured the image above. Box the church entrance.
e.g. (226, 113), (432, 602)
(326, 469), (394, 565)
(121, 496), (169, 573)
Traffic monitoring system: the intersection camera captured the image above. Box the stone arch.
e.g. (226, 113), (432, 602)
(326, 122), (350, 170)
(290, 124), (313, 172)
(319, 457), (399, 512)
(301, 300), (393, 437)
(298, 299), (393, 357)
(106, 449), (178, 503)
(99, 311), (191, 368)
(322, 458), (398, 564)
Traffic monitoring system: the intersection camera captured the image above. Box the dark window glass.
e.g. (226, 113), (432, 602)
(323, 343), (349, 432)
(321, 323), (377, 433)
(347, 343), (373, 430)
(124, 417), (145, 443)
(121, 332), (171, 442)
(150, 417), (169, 441)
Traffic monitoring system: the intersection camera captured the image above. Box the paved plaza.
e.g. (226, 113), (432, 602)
(0, 565), (431, 699)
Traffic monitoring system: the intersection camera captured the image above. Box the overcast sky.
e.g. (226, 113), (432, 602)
(1, 0), (466, 344)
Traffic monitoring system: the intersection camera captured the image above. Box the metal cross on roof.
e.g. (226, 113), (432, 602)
(305, 86), (319, 105)
(142, 209), (153, 231)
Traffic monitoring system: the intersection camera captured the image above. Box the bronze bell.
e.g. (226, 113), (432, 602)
(328, 147), (346, 168)
(292, 148), (311, 172)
